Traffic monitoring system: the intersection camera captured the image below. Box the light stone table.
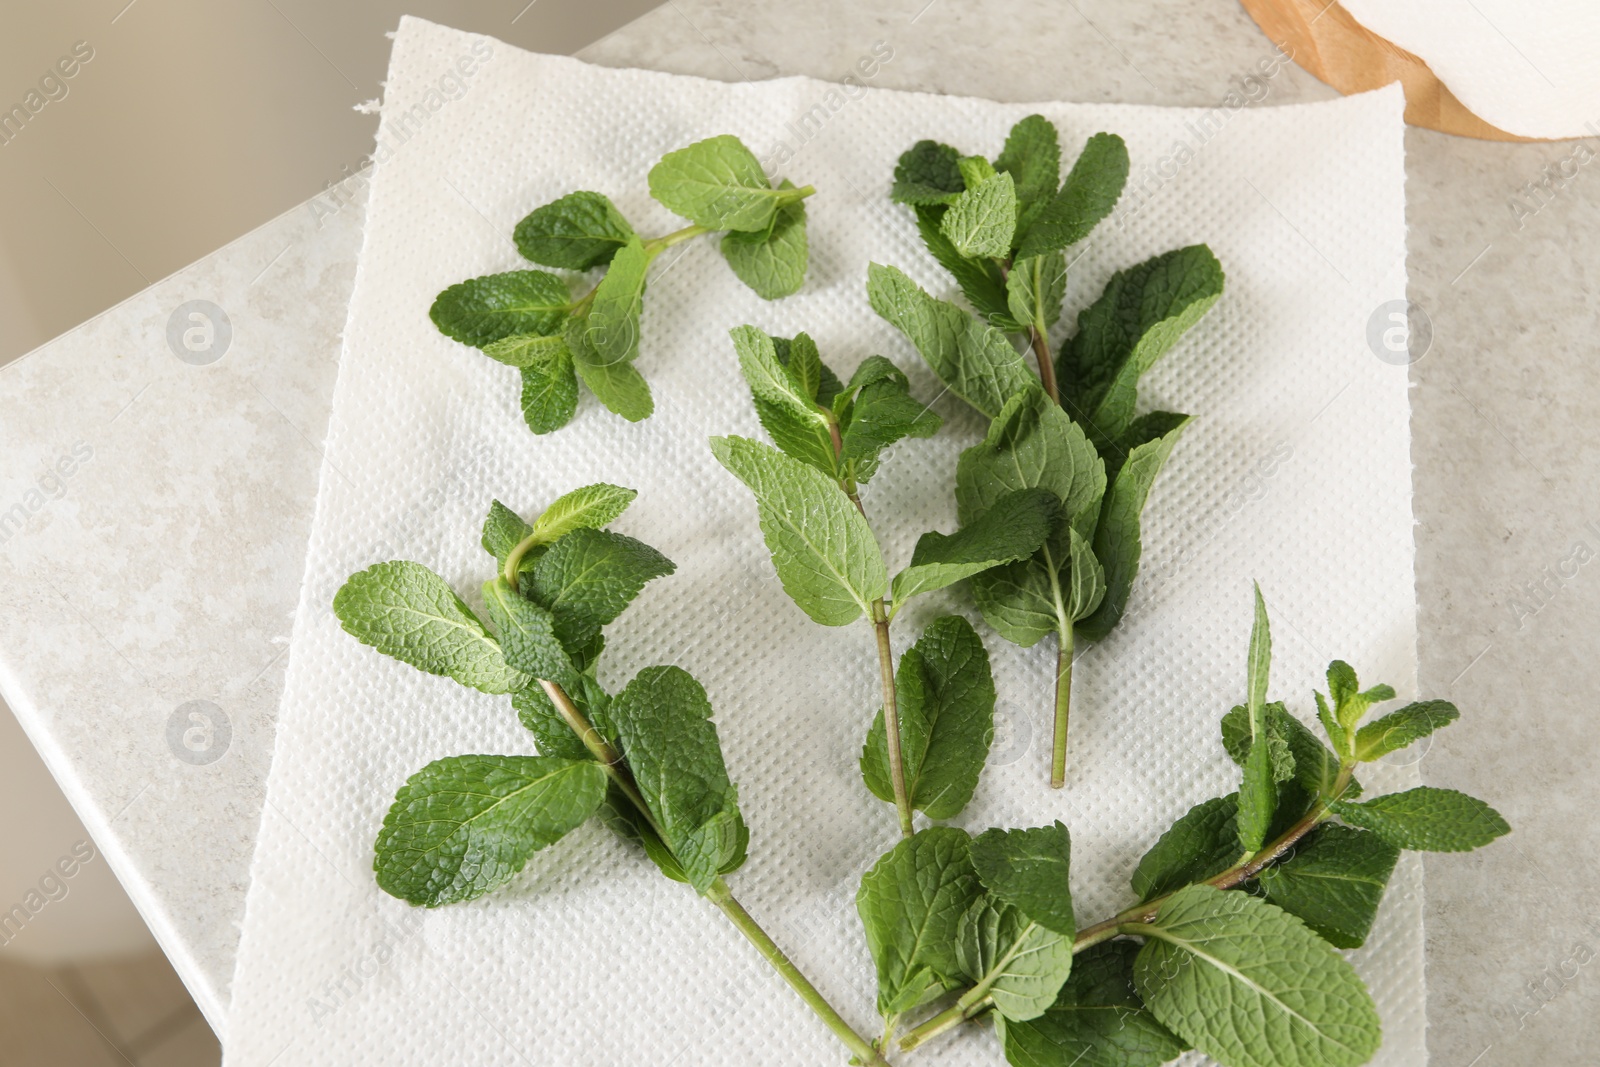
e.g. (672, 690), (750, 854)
(0, 1), (1592, 1062)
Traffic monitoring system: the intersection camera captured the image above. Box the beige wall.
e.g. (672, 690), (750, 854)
(0, 0), (660, 363)
(0, 0), (658, 967)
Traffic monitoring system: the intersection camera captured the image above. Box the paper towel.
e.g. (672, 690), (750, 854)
(226, 17), (1420, 1066)
(1341, 0), (1600, 140)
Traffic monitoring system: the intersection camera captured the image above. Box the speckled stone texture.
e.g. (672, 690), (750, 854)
(0, 188), (365, 1033)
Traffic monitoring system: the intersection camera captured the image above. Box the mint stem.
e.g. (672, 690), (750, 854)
(1051, 624), (1074, 789)
(706, 879), (892, 1067)
(828, 424), (915, 839)
(897, 765), (1359, 1053)
(872, 598), (916, 838)
(541, 678), (890, 1066)
(897, 993), (992, 1052)
(1029, 326), (1058, 403)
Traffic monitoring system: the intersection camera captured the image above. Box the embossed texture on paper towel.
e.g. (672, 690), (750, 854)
(226, 17), (1417, 1067)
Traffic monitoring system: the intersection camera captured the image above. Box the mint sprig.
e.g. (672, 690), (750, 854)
(882, 586), (1508, 1067)
(714, 325), (1041, 838)
(336, 486), (889, 1067)
(877, 115), (1225, 786)
(430, 135), (815, 434)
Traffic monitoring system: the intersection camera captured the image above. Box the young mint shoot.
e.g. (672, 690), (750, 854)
(430, 135), (815, 435)
(867, 586), (1508, 1067)
(874, 115), (1225, 787)
(713, 325), (1053, 840)
(333, 485), (890, 1067)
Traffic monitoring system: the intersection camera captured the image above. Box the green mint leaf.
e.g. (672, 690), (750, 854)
(1006, 252), (1067, 335)
(1130, 794), (1241, 903)
(957, 899), (1073, 1022)
(1236, 584), (1277, 853)
(956, 388), (1106, 540)
(519, 349), (580, 434)
(999, 940), (1188, 1067)
(374, 755), (606, 907)
(958, 155), (998, 187)
(1317, 689), (1349, 758)
(1062, 526), (1106, 623)
(837, 358), (942, 483)
(781, 331), (827, 402)
(1076, 413), (1189, 642)
(532, 483), (637, 543)
(891, 488), (1057, 605)
(609, 665), (747, 892)
(940, 171), (1018, 259)
(970, 822), (1074, 935)
(891, 139), (965, 205)
(867, 262), (1037, 419)
(995, 115), (1061, 242)
(1330, 786), (1510, 852)
(567, 314), (654, 421)
(513, 190), (636, 270)
(525, 527), (675, 653)
(856, 826), (983, 1017)
(482, 501), (534, 567)
(334, 561), (526, 695)
(481, 578), (579, 689)
(585, 235), (648, 367)
(710, 434), (887, 626)
(1061, 245), (1224, 448)
(1015, 132), (1128, 260)
(430, 270), (570, 348)
(861, 615), (996, 820)
(721, 180), (808, 299)
(1256, 824), (1399, 949)
(480, 331), (567, 368)
(512, 679), (614, 762)
(1326, 659), (1360, 711)
(647, 134), (790, 231)
(1354, 700), (1459, 762)
(912, 205), (1017, 328)
(598, 780), (686, 883)
(731, 324), (836, 477)
(1220, 701), (1352, 801)
(1133, 885), (1381, 1067)
(968, 557), (1060, 647)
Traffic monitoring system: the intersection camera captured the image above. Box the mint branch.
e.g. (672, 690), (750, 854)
(547, 677), (889, 1066)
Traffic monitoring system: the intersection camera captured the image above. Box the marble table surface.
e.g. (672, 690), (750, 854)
(0, 1), (1592, 1062)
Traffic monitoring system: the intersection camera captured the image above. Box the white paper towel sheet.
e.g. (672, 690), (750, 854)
(227, 18), (1419, 1066)
(1341, 0), (1600, 140)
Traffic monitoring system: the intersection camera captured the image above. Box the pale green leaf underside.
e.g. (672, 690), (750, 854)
(647, 134), (791, 232)
(958, 900), (1073, 1022)
(867, 262), (1037, 419)
(711, 434), (887, 625)
(856, 826), (982, 1017)
(721, 183), (808, 299)
(533, 483), (637, 543)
